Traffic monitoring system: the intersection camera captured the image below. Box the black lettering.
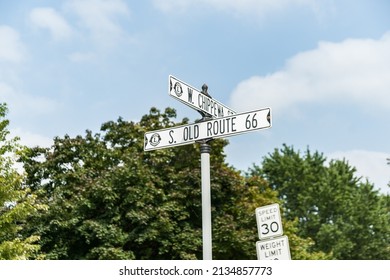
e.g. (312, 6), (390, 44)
(210, 100), (215, 116)
(168, 130), (174, 144)
(183, 126), (199, 141)
(198, 95), (204, 110)
(225, 117), (231, 133)
(183, 127), (189, 141)
(194, 124), (199, 139)
(220, 119), (225, 134)
(207, 122), (212, 137)
(206, 118), (239, 137)
(188, 88), (193, 104)
(218, 105), (223, 118)
(270, 221), (280, 233)
(213, 120), (218, 135)
(232, 117), (237, 132)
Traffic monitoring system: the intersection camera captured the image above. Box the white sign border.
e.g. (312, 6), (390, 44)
(255, 203), (283, 240)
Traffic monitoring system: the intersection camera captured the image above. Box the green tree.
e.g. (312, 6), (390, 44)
(21, 108), (323, 259)
(0, 103), (45, 259)
(252, 144), (390, 259)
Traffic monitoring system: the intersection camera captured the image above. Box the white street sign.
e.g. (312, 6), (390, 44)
(256, 203), (283, 240)
(169, 75), (236, 118)
(144, 107), (271, 151)
(256, 235), (291, 260)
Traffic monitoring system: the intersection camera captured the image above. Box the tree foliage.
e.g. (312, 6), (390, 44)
(9, 107), (388, 260)
(251, 144), (390, 259)
(20, 108), (256, 259)
(20, 108), (323, 259)
(0, 103), (45, 260)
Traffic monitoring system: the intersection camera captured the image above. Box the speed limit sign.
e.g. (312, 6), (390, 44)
(255, 203), (283, 240)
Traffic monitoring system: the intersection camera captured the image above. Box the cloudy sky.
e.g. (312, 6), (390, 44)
(1, 0), (389, 194)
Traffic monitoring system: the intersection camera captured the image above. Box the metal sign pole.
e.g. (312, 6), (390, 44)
(200, 141), (212, 260)
(198, 83), (213, 260)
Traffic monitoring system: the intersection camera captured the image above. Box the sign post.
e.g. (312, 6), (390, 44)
(200, 141), (212, 260)
(144, 76), (272, 260)
(199, 84), (213, 260)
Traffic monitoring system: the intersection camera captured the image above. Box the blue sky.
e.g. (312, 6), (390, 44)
(1, 0), (389, 193)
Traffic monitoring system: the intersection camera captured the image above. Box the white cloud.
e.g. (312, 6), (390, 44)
(10, 128), (53, 148)
(154, 0), (320, 18)
(0, 25), (25, 63)
(230, 31), (390, 113)
(66, 0), (130, 44)
(0, 24), (59, 117)
(0, 82), (59, 117)
(29, 7), (73, 41)
(328, 150), (390, 194)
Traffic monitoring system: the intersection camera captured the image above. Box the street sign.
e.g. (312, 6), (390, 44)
(169, 75), (236, 118)
(256, 235), (291, 260)
(144, 107), (271, 151)
(256, 204), (283, 240)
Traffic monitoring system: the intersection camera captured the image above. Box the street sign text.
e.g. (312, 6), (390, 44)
(256, 236), (291, 260)
(144, 108), (271, 151)
(169, 75), (236, 118)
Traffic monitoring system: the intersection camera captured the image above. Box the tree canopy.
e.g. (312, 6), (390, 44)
(0, 105), (387, 259)
(250, 144), (390, 259)
(0, 103), (45, 259)
(19, 107), (326, 260)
